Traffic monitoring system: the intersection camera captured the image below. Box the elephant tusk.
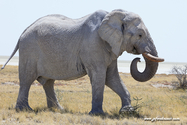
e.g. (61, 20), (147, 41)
(143, 52), (164, 62)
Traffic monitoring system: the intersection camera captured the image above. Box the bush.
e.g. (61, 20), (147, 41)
(171, 65), (187, 89)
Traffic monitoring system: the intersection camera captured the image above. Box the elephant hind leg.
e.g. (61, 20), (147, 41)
(16, 58), (38, 111)
(16, 73), (36, 111)
(38, 77), (63, 110)
(16, 84), (33, 111)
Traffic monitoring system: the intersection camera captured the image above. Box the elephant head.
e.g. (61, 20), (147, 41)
(98, 9), (164, 82)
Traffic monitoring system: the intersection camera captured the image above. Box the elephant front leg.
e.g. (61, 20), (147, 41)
(106, 61), (133, 114)
(88, 70), (106, 115)
(90, 83), (105, 115)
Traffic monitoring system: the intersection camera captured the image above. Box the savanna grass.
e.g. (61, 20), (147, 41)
(0, 65), (187, 124)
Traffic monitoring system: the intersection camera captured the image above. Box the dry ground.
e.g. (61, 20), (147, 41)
(0, 65), (187, 125)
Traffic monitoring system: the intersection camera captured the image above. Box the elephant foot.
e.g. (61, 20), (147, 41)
(48, 103), (64, 112)
(119, 105), (134, 114)
(89, 110), (105, 116)
(57, 105), (64, 111)
(15, 104), (33, 112)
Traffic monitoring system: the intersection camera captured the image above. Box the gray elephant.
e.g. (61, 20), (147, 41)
(1, 9), (164, 114)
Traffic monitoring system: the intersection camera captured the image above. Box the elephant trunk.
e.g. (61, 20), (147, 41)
(130, 51), (164, 82)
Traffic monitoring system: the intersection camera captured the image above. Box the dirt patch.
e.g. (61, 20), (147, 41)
(1, 82), (18, 86)
(150, 81), (176, 89)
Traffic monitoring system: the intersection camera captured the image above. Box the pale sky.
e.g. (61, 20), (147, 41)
(0, 0), (187, 62)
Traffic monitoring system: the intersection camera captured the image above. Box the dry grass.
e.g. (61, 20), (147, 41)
(0, 65), (187, 124)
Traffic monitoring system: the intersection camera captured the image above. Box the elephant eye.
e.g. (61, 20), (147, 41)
(139, 34), (142, 38)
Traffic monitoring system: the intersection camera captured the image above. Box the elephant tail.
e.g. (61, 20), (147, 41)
(1, 41), (19, 70)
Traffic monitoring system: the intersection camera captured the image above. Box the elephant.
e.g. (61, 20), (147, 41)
(1, 9), (164, 114)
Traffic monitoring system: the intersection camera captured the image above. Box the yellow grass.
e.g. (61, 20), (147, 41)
(0, 65), (187, 124)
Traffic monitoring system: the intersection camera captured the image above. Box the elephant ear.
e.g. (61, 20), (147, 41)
(98, 11), (125, 57)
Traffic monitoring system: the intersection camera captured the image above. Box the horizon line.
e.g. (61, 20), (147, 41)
(0, 55), (187, 64)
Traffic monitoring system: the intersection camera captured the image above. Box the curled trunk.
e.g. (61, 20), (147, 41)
(130, 54), (159, 82)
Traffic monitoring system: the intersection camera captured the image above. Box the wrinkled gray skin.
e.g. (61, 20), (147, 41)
(2, 9), (159, 114)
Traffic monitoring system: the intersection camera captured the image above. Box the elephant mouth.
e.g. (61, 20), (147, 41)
(132, 46), (140, 55)
(132, 45), (164, 62)
(143, 52), (164, 62)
